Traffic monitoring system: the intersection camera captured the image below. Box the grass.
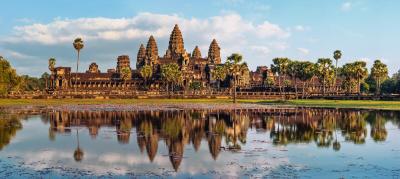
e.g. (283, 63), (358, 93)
(0, 98), (399, 110)
(257, 99), (400, 110)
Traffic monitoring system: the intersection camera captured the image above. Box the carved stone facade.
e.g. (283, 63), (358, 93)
(87, 63), (100, 73)
(47, 24), (225, 91)
(192, 46), (202, 58)
(208, 39), (221, 64)
(116, 55), (131, 73)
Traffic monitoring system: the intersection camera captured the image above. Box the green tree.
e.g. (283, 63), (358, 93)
(315, 58), (335, 96)
(333, 50), (342, 92)
(298, 61), (315, 98)
(40, 72), (50, 90)
(341, 63), (357, 94)
(212, 65), (227, 90)
(48, 57), (56, 71)
(371, 60), (388, 95)
(353, 61), (369, 95)
(139, 65), (153, 87)
(189, 81), (202, 93)
(120, 67), (131, 81)
(0, 56), (23, 95)
(381, 78), (397, 94)
(161, 63), (182, 95)
(271, 58), (291, 95)
(120, 67), (131, 89)
(360, 81), (370, 94)
(287, 61), (303, 99)
(73, 38), (84, 92)
(225, 53), (247, 103)
(364, 75), (377, 94)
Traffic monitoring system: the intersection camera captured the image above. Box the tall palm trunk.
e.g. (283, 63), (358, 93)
(357, 78), (361, 96)
(376, 78), (381, 96)
(323, 77), (326, 97)
(294, 78), (298, 99)
(278, 75), (282, 96)
(281, 75), (286, 100)
(166, 83), (170, 98)
(75, 50), (80, 93)
(335, 59), (338, 95)
(233, 76), (237, 103)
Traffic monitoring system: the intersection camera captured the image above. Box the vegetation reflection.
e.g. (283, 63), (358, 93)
(1, 108), (399, 171)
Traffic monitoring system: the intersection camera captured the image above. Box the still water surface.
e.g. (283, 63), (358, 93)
(0, 107), (399, 178)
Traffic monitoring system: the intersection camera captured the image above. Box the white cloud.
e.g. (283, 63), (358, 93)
(2, 12), (291, 76)
(250, 45), (270, 55)
(297, 48), (310, 55)
(294, 25), (310, 32)
(6, 13), (289, 45)
(341, 2), (352, 11)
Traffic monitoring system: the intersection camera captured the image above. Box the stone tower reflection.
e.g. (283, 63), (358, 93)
(43, 108), (398, 171)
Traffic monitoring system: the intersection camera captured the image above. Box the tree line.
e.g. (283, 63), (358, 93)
(2, 46), (400, 99)
(0, 56), (48, 96)
(268, 50), (399, 97)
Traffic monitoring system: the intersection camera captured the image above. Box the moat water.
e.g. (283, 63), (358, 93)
(0, 107), (399, 178)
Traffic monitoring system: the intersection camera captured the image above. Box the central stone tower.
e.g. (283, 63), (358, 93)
(165, 24), (185, 58)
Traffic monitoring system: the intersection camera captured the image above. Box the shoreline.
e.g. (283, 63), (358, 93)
(0, 99), (400, 111)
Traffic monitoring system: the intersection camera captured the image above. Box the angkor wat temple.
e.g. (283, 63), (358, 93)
(48, 24), (237, 92)
(47, 24), (340, 96)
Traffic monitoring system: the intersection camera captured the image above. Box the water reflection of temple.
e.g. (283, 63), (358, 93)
(1, 108), (400, 171)
(45, 110), (253, 171)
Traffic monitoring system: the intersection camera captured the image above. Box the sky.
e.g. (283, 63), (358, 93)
(0, 0), (399, 77)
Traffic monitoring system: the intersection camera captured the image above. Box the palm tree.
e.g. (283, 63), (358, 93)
(298, 61), (315, 99)
(73, 129), (84, 162)
(48, 58), (56, 90)
(73, 38), (84, 92)
(225, 53), (247, 103)
(315, 58), (335, 97)
(353, 61), (368, 95)
(212, 65), (227, 90)
(287, 61), (302, 99)
(120, 67), (131, 89)
(48, 58), (56, 71)
(341, 63), (356, 94)
(161, 63), (182, 96)
(271, 58), (291, 96)
(371, 60), (388, 95)
(139, 65), (153, 88)
(333, 50), (342, 93)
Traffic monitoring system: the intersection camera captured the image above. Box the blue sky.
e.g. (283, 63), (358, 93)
(0, 0), (399, 76)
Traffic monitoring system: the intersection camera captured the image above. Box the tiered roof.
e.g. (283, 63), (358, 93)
(145, 36), (158, 64)
(208, 39), (221, 64)
(168, 24), (185, 57)
(192, 46), (202, 58)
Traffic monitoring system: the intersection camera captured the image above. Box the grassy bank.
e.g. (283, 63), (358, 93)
(0, 98), (399, 110)
(0, 98), (234, 106)
(258, 99), (400, 110)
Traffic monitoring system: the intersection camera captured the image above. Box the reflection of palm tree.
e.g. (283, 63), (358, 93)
(73, 129), (84, 162)
(371, 113), (387, 142)
(332, 109), (341, 151)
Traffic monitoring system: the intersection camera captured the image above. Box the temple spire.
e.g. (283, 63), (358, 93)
(145, 35), (158, 65)
(192, 46), (202, 58)
(167, 24), (185, 57)
(207, 39), (221, 64)
(136, 44), (146, 69)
